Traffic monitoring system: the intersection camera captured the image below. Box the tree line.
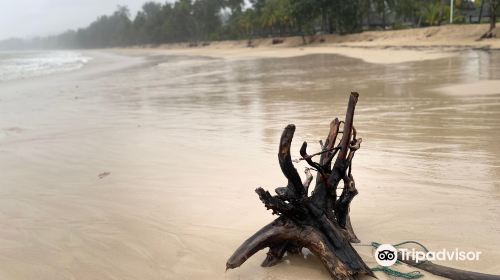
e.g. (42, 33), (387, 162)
(1, 0), (499, 50)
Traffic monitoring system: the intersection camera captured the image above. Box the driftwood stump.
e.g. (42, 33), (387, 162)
(226, 92), (373, 279)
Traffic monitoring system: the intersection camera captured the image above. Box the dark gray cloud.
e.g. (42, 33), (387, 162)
(0, 0), (162, 40)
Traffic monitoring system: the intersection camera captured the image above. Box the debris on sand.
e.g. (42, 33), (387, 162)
(98, 172), (110, 179)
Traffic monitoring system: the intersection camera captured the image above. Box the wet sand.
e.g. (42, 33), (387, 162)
(1, 48), (500, 280)
(118, 45), (456, 64)
(118, 23), (500, 65)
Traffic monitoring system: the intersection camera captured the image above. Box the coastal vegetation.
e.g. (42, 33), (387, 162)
(1, 0), (499, 49)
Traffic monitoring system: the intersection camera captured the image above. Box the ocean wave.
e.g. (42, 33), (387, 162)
(0, 50), (91, 82)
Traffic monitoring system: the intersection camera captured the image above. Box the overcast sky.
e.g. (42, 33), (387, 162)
(0, 0), (163, 40)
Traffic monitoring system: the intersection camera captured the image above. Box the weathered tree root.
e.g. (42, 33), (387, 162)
(225, 92), (500, 279)
(226, 93), (373, 279)
(478, 27), (497, 40)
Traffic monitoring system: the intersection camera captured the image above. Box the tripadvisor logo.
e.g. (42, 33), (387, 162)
(374, 244), (482, 267)
(375, 244), (398, 266)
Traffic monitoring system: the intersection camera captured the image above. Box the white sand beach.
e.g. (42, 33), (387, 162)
(1, 35), (500, 280)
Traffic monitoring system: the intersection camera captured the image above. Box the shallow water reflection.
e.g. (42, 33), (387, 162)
(1, 50), (500, 279)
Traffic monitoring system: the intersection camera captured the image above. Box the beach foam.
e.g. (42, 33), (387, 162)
(0, 51), (90, 82)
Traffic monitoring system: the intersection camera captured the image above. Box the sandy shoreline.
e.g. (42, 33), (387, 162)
(1, 41), (500, 280)
(113, 24), (500, 64)
(117, 46), (457, 64)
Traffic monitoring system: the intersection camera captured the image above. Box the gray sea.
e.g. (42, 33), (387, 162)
(0, 50), (90, 82)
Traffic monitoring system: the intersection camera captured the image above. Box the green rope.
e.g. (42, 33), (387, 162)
(371, 266), (424, 279)
(363, 241), (431, 279)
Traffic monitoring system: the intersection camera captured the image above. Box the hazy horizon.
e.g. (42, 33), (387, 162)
(0, 0), (164, 41)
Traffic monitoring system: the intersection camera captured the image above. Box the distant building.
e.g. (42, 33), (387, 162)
(361, 0), (494, 29)
(461, 1), (492, 23)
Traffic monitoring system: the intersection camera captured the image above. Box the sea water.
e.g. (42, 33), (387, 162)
(0, 50), (90, 82)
